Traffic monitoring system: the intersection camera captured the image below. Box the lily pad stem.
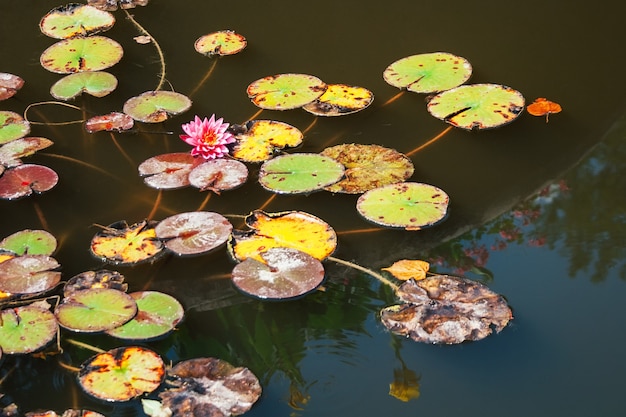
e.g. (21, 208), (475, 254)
(123, 9), (166, 91)
(65, 338), (106, 354)
(406, 126), (453, 157)
(23, 101), (85, 125)
(327, 256), (399, 291)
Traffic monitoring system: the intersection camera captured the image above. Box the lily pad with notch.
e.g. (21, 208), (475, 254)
(0, 164), (59, 200)
(64, 269), (127, 297)
(123, 90), (192, 123)
(231, 119), (303, 162)
(50, 71), (118, 100)
(194, 30), (247, 57)
(188, 159), (248, 192)
(0, 137), (54, 168)
(0, 255), (60, 299)
(40, 3), (115, 39)
(0, 229), (57, 256)
(258, 153), (345, 194)
(0, 73), (24, 101)
(0, 111), (30, 145)
(89, 220), (164, 265)
(85, 112), (134, 133)
(247, 73), (327, 110)
(0, 302), (58, 354)
(40, 36), (123, 74)
(155, 211), (233, 256)
(302, 83), (374, 116)
(138, 152), (202, 190)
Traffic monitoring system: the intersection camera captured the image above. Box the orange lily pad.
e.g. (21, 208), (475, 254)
(526, 97), (562, 122)
(89, 220), (164, 265)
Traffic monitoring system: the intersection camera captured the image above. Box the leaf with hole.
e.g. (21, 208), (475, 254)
(89, 220), (164, 265)
(0, 73), (24, 101)
(231, 119), (303, 162)
(155, 211), (233, 256)
(50, 71), (118, 100)
(247, 73), (327, 110)
(258, 153), (345, 194)
(40, 36), (123, 74)
(0, 303), (58, 354)
(0, 255), (60, 298)
(138, 152), (202, 190)
(40, 3), (115, 39)
(64, 269), (127, 297)
(0, 111), (30, 145)
(0, 229), (57, 256)
(123, 91), (192, 123)
(55, 288), (137, 332)
(188, 159), (248, 192)
(302, 84), (374, 116)
(0, 137), (54, 168)
(194, 30), (247, 56)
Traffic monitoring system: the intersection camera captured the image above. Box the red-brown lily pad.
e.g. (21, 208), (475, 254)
(63, 269), (127, 297)
(0, 255), (61, 297)
(188, 159), (249, 192)
(0, 137), (54, 168)
(138, 152), (202, 190)
(85, 112), (134, 133)
(155, 211), (233, 256)
(0, 164), (59, 200)
(0, 73), (25, 101)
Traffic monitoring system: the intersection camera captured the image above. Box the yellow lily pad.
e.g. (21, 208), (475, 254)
(302, 84), (374, 116)
(89, 220), (164, 265)
(232, 120), (303, 163)
(194, 30), (247, 56)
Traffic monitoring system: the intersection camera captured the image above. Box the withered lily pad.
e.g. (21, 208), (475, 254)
(40, 36), (123, 74)
(55, 288), (137, 332)
(194, 30), (247, 56)
(138, 152), (202, 190)
(40, 4), (115, 39)
(123, 91), (192, 123)
(87, 0), (149, 11)
(247, 73), (327, 110)
(188, 159), (248, 192)
(50, 71), (118, 100)
(78, 346), (164, 402)
(0, 255), (61, 297)
(0, 73), (25, 101)
(302, 84), (374, 116)
(0, 164), (59, 200)
(106, 291), (184, 340)
(357, 182), (449, 230)
(258, 153), (345, 194)
(90, 220), (164, 265)
(0, 303), (58, 354)
(25, 410), (106, 417)
(427, 83), (525, 130)
(155, 211), (233, 256)
(231, 119), (303, 162)
(0, 137), (54, 168)
(0, 111), (30, 145)
(232, 247), (325, 300)
(85, 112), (134, 133)
(0, 229), (57, 256)
(380, 275), (513, 344)
(159, 357), (262, 416)
(321, 144), (414, 194)
(64, 269), (127, 297)
(228, 210), (337, 262)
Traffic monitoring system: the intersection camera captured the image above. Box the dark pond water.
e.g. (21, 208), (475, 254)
(1, 0), (625, 416)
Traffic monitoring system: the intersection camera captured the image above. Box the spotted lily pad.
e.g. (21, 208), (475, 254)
(231, 120), (303, 162)
(155, 211), (233, 256)
(380, 275), (513, 344)
(194, 30), (247, 56)
(229, 210), (337, 262)
(64, 269), (127, 296)
(258, 153), (345, 194)
(123, 91), (192, 123)
(0, 164), (59, 200)
(85, 112), (134, 133)
(50, 71), (118, 100)
(383, 52), (472, 93)
(427, 83), (525, 130)
(87, 0), (149, 11)
(40, 36), (123, 74)
(302, 84), (374, 116)
(40, 3), (115, 39)
(188, 159), (248, 192)
(89, 220), (164, 265)
(0, 229), (57, 256)
(78, 346), (164, 402)
(0, 255), (61, 297)
(0, 73), (25, 101)
(106, 291), (184, 340)
(247, 73), (327, 110)
(0, 111), (30, 145)
(321, 144), (414, 194)
(55, 288), (137, 332)
(357, 182), (449, 230)
(0, 303), (58, 354)
(0, 137), (54, 168)
(138, 152), (202, 190)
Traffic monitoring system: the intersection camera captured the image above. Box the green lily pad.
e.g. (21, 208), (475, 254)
(231, 119), (303, 162)
(0, 229), (57, 256)
(155, 211), (233, 256)
(321, 143), (414, 194)
(78, 346), (165, 402)
(40, 3), (115, 39)
(258, 153), (345, 194)
(55, 288), (138, 333)
(138, 152), (202, 189)
(0, 303), (58, 354)
(0, 111), (30, 145)
(0, 255), (61, 297)
(194, 30), (247, 56)
(357, 182), (449, 230)
(50, 71), (118, 100)
(188, 159), (249, 192)
(0, 164), (59, 200)
(0, 137), (54, 168)
(302, 84), (374, 116)
(383, 52), (472, 93)
(106, 291), (184, 340)
(427, 83), (525, 130)
(40, 36), (123, 74)
(123, 90), (192, 123)
(247, 73), (327, 110)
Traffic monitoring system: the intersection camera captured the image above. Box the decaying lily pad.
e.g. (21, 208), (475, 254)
(87, 0), (150, 11)
(188, 159), (249, 192)
(85, 112), (134, 133)
(0, 164), (59, 200)
(89, 220), (164, 265)
(0, 73), (25, 101)
(155, 211), (233, 256)
(302, 83), (374, 116)
(55, 288), (137, 332)
(321, 144), (414, 194)
(194, 30), (247, 56)
(40, 36), (123, 74)
(231, 119), (303, 162)
(123, 90), (192, 123)
(63, 269), (127, 297)
(39, 3), (115, 39)
(25, 410), (106, 417)
(159, 357), (262, 416)
(0, 255), (61, 297)
(258, 153), (345, 194)
(247, 73), (327, 110)
(0, 302), (58, 354)
(50, 71), (118, 100)
(380, 275), (513, 344)
(0, 229), (57, 256)
(138, 152), (202, 190)
(0, 137), (54, 168)
(232, 247), (325, 300)
(0, 111), (30, 145)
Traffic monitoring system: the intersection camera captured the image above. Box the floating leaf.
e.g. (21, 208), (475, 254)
(380, 275), (513, 344)
(526, 97), (562, 122)
(427, 83), (525, 130)
(0, 255), (60, 297)
(382, 259), (430, 281)
(0, 304), (58, 354)
(87, 0), (149, 11)
(229, 210), (337, 262)
(89, 220), (164, 265)
(0, 73), (24, 101)
(155, 211), (233, 256)
(194, 30), (247, 56)
(0, 137), (54, 168)
(321, 144), (414, 194)
(258, 153), (345, 194)
(231, 120), (303, 162)
(107, 291), (184, 340)
(188, 159), (248, 192)
(0, 111), (30, 145)
(0, 164), (59, 200)
(0, 229), (57, 256)
(50, 71), (118, 100)
(232, 247), (325, 300)
(39, 4), (115, 39)
(64, 269), (127, 297)
(383, 52), (472, 93)
(123, 91), (192, 123)
(40, 36), (123, 74)
(302, 84), (374, 116)
(357, 182), (449, 231)
(138, 152), (202, 190)
(78, 346), (164, 402)
(55, 288), (137, 332)
(159, 357), (262, 416)
(85, 112), (134, 133)
(247, 73), (327, 110)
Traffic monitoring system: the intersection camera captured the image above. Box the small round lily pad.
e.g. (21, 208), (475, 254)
(40, 3), (115, 39)
(0, 303), (58, 354)
(247, 73), (327, 110)
(50, 71), (118, 100)
(123, 91), (192, 123)
(0, 111), (30, 145)
(194, 30), (247, 56)
(40, 36), (123, 74)
(155, 211), (233, 256)
(302, 84), (374, 116)
(258, 153), (345, 194)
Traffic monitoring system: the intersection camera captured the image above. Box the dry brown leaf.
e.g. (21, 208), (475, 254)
(382, 259), (430, 281)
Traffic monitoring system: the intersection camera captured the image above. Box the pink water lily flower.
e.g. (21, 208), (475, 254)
(180, 115), (236, 159)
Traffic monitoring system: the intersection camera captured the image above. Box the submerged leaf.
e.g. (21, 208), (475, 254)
(194, 30), (247, 56)
(123, 91), (192, 123)
(258, 153), (345, 194)
(247, 73), (327, 110)
(89, 220), (164, 265)
(40, 36), (123, 74)
(302, 84), (374, 116)
(231, 119), (303, 162)
(87, 0), (150, 11)
(64, 269), (127, 296)
(40, 3), (115, 39)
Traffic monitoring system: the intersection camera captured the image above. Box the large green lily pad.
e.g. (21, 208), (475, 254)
(247, 73), (327, 110)
(258, 153), (345, 194)
(0, 229), (57, 256)
(40, 3), (115, 39)
(40, 36), (123, 74)
(50, 71), (118, 100)
(383, 52), (472, 94)
(0, 111), (30, 145)
(123, 91), (192, 123)
(357, 182), (449, 230)
(427, 83), (525, 130)
(0, 303), (58, 354)
(155, 211), (233, 256)
(231, 119), (303, 162)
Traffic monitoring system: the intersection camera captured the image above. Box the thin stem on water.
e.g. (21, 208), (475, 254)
(123, 9), (166, 91)
(65, 338), (106, 354)
(301, 117), (318, 135)
(40, 153), (120, 180)
(196, 191), (212, 211)
(245, 108), (264, 122)
(23, 101), (85, 125)
(337, 227), (383, 235)
(109, 131), (136, 168)
(188, 58), (219, 98)
(381, 91), (406, 107)
(33, 202), (50, 231)
(405, 126), (453, 157)
(327, 256), (399, 292)
(146, 190), (162, 221)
